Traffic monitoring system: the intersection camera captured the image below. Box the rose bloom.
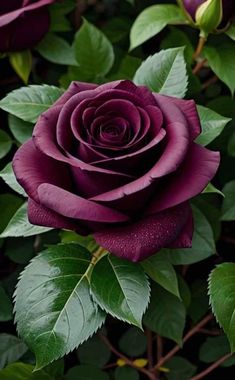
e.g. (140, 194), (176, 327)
(182, 0), (235, 25)
(0, 0), (55, 52)
(13, 80), (220, 262)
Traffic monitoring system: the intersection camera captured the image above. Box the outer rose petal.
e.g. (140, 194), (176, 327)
(94, 203), (191, 262)
(54, 81), (98, 107)
(12, 139), (71, 203)
(28, 198), (88, 235)
(0, 0), (55, 27)
(145, 143), (220, 214)
(167, 209), (193, 248)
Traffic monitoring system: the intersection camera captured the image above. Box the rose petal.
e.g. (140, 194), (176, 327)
(94, 202), (191, 262)
(145, 143), (220, 214)
(13, 139), (71, 203)
(115, 80), (157, 106)
(28, 198), (88, 235)
(54, 82), (98, 107)
(0, 0), (54, 27)
(37, 183), (130, 223)
(167, 209), (193, 248)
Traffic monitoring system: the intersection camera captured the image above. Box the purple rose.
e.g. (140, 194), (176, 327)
(13, 80), (220, 262)
(0, 0), (56, 52)
(183, 0), (235, 25)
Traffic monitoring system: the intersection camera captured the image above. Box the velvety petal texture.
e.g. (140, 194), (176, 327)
(0, 0), (55, 52)
(13, 80), (220, 262)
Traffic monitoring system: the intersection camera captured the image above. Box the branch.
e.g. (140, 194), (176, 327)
(99, 333), (158, 380)
(190, 353), (232, 380)
(146, 329), (154, 369)
(151, 314), (213, 372)
(193, 37), (206, 60)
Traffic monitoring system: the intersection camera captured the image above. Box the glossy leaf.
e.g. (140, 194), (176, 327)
(0, 334), (28, 369)
(130, 5), (186, 50)
(8, 114), (33, 144)
(196, 105), (231, 146)
(114, 366), (139, 380)
(134, 47), (187, 98)
(0, 203), (51, 238)
(0, 130), (12, 159)
(221, 180), (235, 220)
(65, 365), (109, 380)
(15, 243), (106, 369)
(36, 33), (77, 66)
(209, 263), (235, 351)
(91, 254), (150, 328)
(199, 335), (235, 367)
(144, 283), (186, 344)
(73, 19), (114, 79)
(141, 254), (180, 298)
(77, 334), (111, 368)
(9, 50), (32, 84)
(0, 162), (27, 196)
(0, 194), (23, 234)
(204, 37), (235, 94)
(0, 362), (54, 380)
(49, 0), (75, 32)
(202, 183), (224, 197)
(0, 85), (64, 123)
(119, 327), (147, 357)
(165, 356), (196, 380)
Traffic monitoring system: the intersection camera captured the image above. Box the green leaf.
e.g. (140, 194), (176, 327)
(209, 263), (235, 351)
(0, 203), (51, 238)
(177, 275), (191, 309)
(144, 283), (186, 344)
(202, 183), (224, 197)
(5, 237), (34, 265)
(0, 130), (12, 159)
(0, 85), (64, 123)
(134, 47), (187, 98)
(9, 50), (32, 84)
(108, 55), (141, 81)
(164, 206), (215, 265)
(160, 27), (194, 64)
(119, 327), (147, 357)
(15, 243), (106, 369)
(114, 366), (139, 380)
(36, 33), (77, 66)
(65, 365), (109, 380)
(102, 17), (131, 43)
(49, 0), (75, 32)
(77, 334), (111, 368)
(130, 4), (186, 50)
(188, 280), (209, 323)
(73, 19), (114, 79)
(91, 254), (150, 328)
(0, 286), (13, 322)
(204, 37), (235, 94)
(0, 162), (27, 196)
(199, 335), (235, 367)
(228, 131), (235, 157)
(0, 194), (23, 233)
(196, 105), (231, 146)
(221, 180), (235, 220)
(165, 356), (196, 380)
(60, 231), (98, 253)
(141, 254), (180, 298)
(8, 114), (34, 144)
(0, 334), (28, 369)
(0, 362), (54, 380)
(226, 22), (235, 41)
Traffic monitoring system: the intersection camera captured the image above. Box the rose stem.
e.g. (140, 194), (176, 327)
(157, 335), (163, 362)
(190, 353), (232, 380)
(99, 332), (159, 380)
(146, 329), (154, 369)
(202, 75), (218, 90)
(192, 59), (207, 75)
(151, 314), (213, 372)
(193, 36), (207, 60)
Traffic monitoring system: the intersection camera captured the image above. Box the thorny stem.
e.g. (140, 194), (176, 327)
(99, 333), (159, 380)
(190, 353), (232, 380)
(151, 314), (213, 372)
(193, 36), (207, 60)
(192, 59), (207, 75)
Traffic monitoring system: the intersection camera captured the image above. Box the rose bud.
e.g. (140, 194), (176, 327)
(13, 80), (220, 262)
(0, 0), (56, 52)
(182, 0), (235, 32)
